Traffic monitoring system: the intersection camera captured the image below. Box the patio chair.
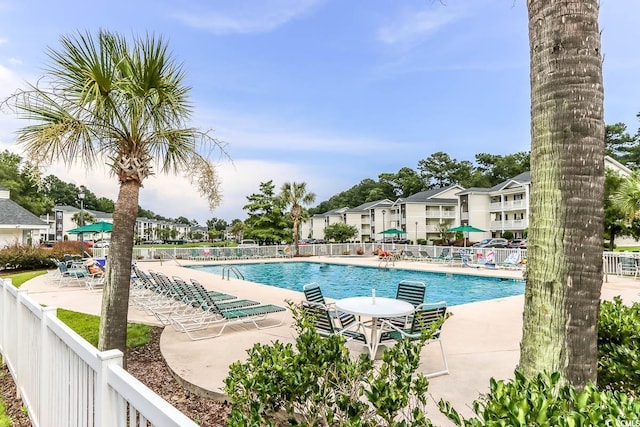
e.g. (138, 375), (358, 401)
(380, 301), (450, 378)
(396, 280), (426, 307)
(386, 280), (426, 328)
(303, 282), (356, 329)
(617, 256), (638, 278)
(52, 259), (88, 286)
(301, 302), (367, 344)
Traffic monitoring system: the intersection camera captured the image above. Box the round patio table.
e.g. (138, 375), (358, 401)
(335, 296), (414, 358)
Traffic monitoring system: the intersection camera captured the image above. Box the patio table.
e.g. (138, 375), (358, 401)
(335, 296), (414, 358)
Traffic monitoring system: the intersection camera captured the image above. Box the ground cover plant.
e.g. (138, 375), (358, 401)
(224, 301), (444, 426)
(439, 370), (640, 427)
(598, 296), (640, 396)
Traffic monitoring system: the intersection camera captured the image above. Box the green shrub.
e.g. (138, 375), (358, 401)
(224, 301), (440, 426)
(0, 243), (52, 271)
(439, 370), (640, 426)
(598, 296), (640, 396)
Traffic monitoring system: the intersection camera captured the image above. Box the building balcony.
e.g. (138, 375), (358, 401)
(425, 210), (456, 219)
(489, 200), (526, 211)
(490, 219), (528, 230)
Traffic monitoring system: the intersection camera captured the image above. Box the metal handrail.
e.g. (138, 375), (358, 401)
(222, 265), (245, 280)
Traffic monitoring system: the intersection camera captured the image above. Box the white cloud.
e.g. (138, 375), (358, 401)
(36, 156), (340, 224)
(173, 0), (325, 34)
(8, 57), (21, 66)
(378, 5), (466, 47)
(195, 106), (393, 155)
(0, 38), (7, 45)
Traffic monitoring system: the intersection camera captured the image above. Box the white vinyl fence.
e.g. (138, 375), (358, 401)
(0, 278), (197, 427)
(93, 244), (628, 277)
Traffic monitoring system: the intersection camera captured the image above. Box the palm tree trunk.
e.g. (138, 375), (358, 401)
(520, 0), (604, 387)
(98, 180), (140, 366)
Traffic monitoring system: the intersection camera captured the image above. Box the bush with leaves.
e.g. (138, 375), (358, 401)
(598, 296), (640, 396)
(0, 242), (52, 271)
(439, 370), (640, 427)
(224, 301), (442, 426)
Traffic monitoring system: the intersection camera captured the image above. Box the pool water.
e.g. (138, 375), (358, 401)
(190, 262), (524, 306)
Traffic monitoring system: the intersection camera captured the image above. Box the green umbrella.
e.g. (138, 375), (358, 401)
(448, 225), (486, 248)
(68, 221), (113, 243)
(380, 228), (407, 235)
(67, 221), (113, 234)
(448, 225), (485, 233)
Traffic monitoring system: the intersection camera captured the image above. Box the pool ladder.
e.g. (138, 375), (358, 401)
(222, 265), (244, 280)
(378, 255), (396, 269)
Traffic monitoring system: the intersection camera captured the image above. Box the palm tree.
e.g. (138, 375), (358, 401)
(520, 0), (604, 387)
(612, 172), (640, 220)
(5, 30), (224, 360)
(279, 182), (316, 256)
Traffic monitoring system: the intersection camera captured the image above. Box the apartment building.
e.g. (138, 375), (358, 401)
(458, 172), (530, 240)
(303, 156), (629, 244)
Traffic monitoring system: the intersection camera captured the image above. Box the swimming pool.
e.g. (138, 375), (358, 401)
(190, 262), (524, 306)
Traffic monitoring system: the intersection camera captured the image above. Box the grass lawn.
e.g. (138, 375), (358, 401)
(2, 271), (152, 349)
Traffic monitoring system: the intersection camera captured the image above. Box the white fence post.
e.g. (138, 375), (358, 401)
(39, 306), (57, 427)
(15, 286), (28, 400)
(95, 349), (124, 427)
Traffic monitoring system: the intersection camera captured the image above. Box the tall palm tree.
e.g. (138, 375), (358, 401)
(520, 0), (604, 387)
(6, 30), (224, 360)
(279, 182), (316, 256)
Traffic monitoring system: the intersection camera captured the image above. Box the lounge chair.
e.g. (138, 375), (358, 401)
(498, 252), (522, 270)
(403, 250), (419, 261)
(170, 291), (286, 340)
(380, 301), (450, 378)
(301, 302), (368, 344)
(417, 250), (433, 261)
(303, 282), (356, 329)
(431, 247), (451, 263)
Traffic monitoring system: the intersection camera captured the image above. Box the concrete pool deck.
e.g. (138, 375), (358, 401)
(22, 255), (640, 426)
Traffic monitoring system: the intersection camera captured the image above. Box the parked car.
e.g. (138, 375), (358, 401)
(238, 239), (258, 247)
(508, 239), (527, 249)
(472, 238), (509, 248)
(94, 240), (110, 248)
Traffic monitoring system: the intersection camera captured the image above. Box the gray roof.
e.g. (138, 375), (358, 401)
(457, 172), (531, 195)
(345, 199), (393, 213)
(0, 199), (48, 226)
(399, 185), (462, 203)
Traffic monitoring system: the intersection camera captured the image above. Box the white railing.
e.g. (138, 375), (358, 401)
(0, 278), (197, 427)
(490, 219), (528, 230)
(490, 200), (526, 211)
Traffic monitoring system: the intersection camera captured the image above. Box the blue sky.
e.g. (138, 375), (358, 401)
(0, 0), (638, 223)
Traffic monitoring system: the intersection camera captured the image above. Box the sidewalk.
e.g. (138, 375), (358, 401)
(22, 257), (640, 426)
